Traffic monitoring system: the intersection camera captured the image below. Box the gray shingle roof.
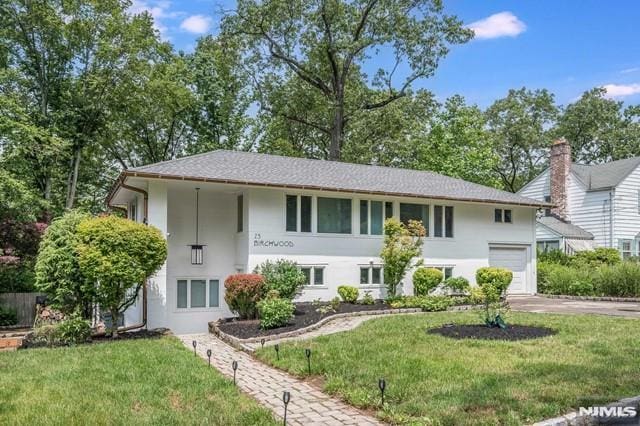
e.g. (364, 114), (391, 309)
(537, 216), (594, 239)
(125, 150), (547, 207)
(571, 156), (640, 190)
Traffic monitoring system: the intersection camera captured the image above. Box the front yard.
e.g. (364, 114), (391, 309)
(0, 336), (277, 425)
(255, 311), (640, 425)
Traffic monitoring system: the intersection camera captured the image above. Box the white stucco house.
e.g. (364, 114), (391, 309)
(108, 150), (545, 333)
(519, 138), (640, 257)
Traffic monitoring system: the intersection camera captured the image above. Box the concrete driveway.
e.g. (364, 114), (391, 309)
(508, 295), (640, 318)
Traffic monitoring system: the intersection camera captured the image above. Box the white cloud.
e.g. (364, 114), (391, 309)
(601, 83), (640, 98)
(180, 15), (212, 34)
(467, 12), (526, 40)
(620, 67), (640, 74)
(130, 0), (183, 39)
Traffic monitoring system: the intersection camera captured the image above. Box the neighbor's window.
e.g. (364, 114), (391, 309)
(359, 200), (384, 235)
(621, 239), (633, 259)
(237, 195), (243, 232)
(360, 265), (383, 285)
(317, 197), (352, 234)
(434, 205), (454, 238)
(400, 203), (429, 235)
(537, 240), (560, 253)
(544, 195), (552, 217)
(300, 266), (325, 286)
(286, 195), (312, 232)
(495, 209), (512, 223)
(177, 279), (220, 309)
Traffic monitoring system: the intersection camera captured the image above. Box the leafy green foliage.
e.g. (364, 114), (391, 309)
(56, 315), (92, 345)
(386, 295), (453, 312)
(594, 262), (640, 297)
(253, 259), (306, 300)
(538, 260), (640, 297)
(337, 286), (359, 303)
(537, 249), (572, 265)
(35, 211), (92, 314)
(380, 218), (426, 296)
(0, 260), (36, 293)
(359, 291), (375, 305)
(257, 298), (295, 330)
(412, 267), (443, 296)
(443, 276), (470, 293)
(76, 216), (167, 337)
(475, 267), (513, 327)
(224, 274), (265, 319)
(0, 304), (18, 326)
(572, 247), (621, 268)
(476, 267), (513, 294)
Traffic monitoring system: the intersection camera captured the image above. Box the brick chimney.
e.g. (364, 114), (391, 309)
(549, 138), (571, 220)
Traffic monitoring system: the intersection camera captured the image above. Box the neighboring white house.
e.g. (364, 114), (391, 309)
(108, 150), (545, 333)
(519, 138), (640, 257)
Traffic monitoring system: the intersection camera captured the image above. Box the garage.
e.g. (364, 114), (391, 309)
(488, 246), (529, 294)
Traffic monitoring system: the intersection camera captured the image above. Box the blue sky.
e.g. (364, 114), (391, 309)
(130, 0), (640, 107)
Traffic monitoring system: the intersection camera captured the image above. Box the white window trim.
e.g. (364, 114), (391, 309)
(422, 264), (455, 281)
(433, 205), (455, 239)
(175, 277), (222, 313)
(358, 264), (384, 287)
(299, 265), (327, 288)
(358, 199), (385, 236)
(495, 208), (513, 224)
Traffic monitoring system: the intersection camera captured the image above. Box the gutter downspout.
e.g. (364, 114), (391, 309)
(101, 180), (149, 335)
(609, 189), (614, 249)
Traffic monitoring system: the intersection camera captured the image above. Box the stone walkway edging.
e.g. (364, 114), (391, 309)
(531, 394), (640, 426)
(538, 294), (640, 303)
(210, 307), (421, 351)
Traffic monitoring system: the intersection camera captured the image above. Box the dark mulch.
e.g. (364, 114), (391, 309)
(428, 324), (556, 341)
(217, 301), (393, 339)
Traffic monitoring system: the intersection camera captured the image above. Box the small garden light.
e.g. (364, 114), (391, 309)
(378, 378), (386, 407)
(206, 349), (212, 367)
(192, 340), (197, 356)
(282, 391), (291, 425)
(304, 348), (312, 375)
(261, 338), (265, 348)
(274, 344), (280, 360)
(232, 360), (238, 385)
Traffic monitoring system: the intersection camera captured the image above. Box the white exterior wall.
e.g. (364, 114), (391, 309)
(128, 180), (537, 334)
(614, 166), (640, 254)
(518, 169), (550, 201)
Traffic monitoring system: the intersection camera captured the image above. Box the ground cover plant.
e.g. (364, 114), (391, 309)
(0, 336), (277, 425)
(255, 311), (640, 425)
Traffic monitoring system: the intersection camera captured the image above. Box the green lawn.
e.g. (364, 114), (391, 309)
(255, 311), (640, 425)
(0, 336), (277, 426)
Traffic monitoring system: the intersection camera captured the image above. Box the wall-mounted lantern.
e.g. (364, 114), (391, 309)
(189, 188), (206, 265)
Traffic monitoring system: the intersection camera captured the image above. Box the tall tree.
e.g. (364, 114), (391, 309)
(555, 87), (640, 163)
(486, 88), (558, 192)
(223, 0), (472, 160)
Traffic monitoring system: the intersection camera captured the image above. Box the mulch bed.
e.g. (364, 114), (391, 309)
(427, 324), (556, 341)
(21, 327), (170, 349)
(217, 301), (394, 339)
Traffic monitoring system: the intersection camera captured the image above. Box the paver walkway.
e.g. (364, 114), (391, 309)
(179, 334), (383, 426)
(509, 295), (640, 318)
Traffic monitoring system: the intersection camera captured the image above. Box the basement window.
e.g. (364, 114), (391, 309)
(177, 279), (220, 309)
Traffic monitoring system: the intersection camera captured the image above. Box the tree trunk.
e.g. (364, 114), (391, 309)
(65, 147), (82, 209)
(329, 97), (344, 161)
(110, 309), (119, 339)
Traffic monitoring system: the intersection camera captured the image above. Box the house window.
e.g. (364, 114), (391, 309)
(621, 239), (633, 259)
(237, 195), (243, 232)
(537, 240), (560, 253)
(400, 203), (429, 235)
(434, 205), (454, 238)
(300, 266), (325, 286)
(359, 200), (383, 235)
(128, 202), (137, 221)
(385, 201), (393, 219)
(317, 197), (352, 234)
(544, 195), (552, 217)
(495, 209), (512, 223)
(360, 265), (383, 285)
(427, 266), (453, 280)
(177, 278), (220, 309)
(286, 195), (312, 232)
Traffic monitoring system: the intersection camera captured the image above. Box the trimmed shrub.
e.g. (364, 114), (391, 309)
(257, 298), (295, 329)
(254, 259), (306, 300)
(572, 247), (620, 268)
(224, 274), (265, 319)
(337, 285), (359, 303)
(0, 304), (17, 326)
(475, 267), (513, 327)
(593, 262), (640, 297)
(444, 276), (470, 293)
(476, 267), (513, 295)
(359, 291), (375, 305)
(413, 267), (443, 296)
(388, 295), (453, 312)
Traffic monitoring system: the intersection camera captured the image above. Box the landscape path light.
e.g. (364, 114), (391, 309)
(378, 378), (386, 407)
(282, 391), (291, 425)
(304, 348), (312, 375)
(232, 360), (238, 385)
(206, 349), (212, 367)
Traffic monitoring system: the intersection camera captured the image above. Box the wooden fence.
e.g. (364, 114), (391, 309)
(0, 292), (45, 327)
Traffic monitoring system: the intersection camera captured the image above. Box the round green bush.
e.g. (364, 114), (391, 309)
(337, 285), (359, 303)
(444, 276), (470, 293)
(413, 268), (443, 296)
(254, 259), (306, 300)
(257, 298), (295, 329)
(224, 274), (265, 319)
(475, 267), (513, 294)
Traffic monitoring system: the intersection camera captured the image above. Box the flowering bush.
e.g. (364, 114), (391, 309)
(224, 274), (265, 319)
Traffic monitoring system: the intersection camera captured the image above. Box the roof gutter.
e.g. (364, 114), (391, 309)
(107, 170), (552, 209)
